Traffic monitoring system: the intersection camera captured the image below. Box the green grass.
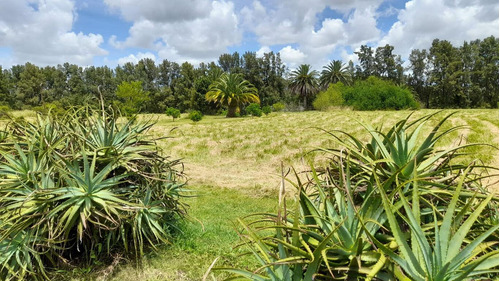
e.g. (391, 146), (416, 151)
(106, 185), (278, 281)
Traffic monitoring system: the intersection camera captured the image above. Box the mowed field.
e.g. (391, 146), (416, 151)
(31, 108), (495, 281)
(145, 109), (499, 194)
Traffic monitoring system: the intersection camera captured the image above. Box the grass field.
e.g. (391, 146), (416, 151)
(15, 109), (494, 280)
(91, 109), (499, 281)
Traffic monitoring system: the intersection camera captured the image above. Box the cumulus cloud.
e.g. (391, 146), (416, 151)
(379, 0), (499, 58)
(279, 46), (307, 69)
(240, 0), (384, 69)
(0, 0), (107, 66)
(106, 0), (241, 63)
(117, 52), (157, 66)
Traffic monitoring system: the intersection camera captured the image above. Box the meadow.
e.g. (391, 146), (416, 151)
(88, 109), (499, 281)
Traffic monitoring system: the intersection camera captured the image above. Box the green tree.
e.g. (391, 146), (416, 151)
(205, 73), (259, 117)
(289, 64), (319, 109)
(408, 49), (431, 107)
(17, 63), (44, 107)
(115, 81), (150, 116)
(355, 45), (376, 78)
(319, 60), (351, 88)
(165, 107), (181, 121)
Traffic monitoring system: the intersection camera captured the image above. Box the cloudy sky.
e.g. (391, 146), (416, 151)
(0, 0), (498, 69)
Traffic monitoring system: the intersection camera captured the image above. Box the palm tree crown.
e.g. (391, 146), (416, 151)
(289, 64), (319, 109)
(319, 60), (351, 88)
(205, 73), (259, 117)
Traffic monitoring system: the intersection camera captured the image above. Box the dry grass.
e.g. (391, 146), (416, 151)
(139, 109), (499, 194)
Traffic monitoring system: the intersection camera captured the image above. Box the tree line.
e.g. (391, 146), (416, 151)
(0, 36), (497, 114)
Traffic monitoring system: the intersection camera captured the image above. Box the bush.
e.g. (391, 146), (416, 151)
(188, 110), (203, 122)
(246, 103), (262, 117)
(343, 76), (418, 110)
(272, 102), (285, 112)
(32, 102), (67, 116)
(0, 108), (186, 280)
(262, 105), (272, 115)
(165, 107), (181, 121)
(313, 82), (345, 110)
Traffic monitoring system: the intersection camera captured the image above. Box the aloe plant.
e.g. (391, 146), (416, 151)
(369, 168), (499, 281)
(0, 108), (186, 280)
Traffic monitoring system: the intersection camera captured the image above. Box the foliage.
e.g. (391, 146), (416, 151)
(0, 108), (186, 280)
(206, 73), (259, 117)
(272, 102), (285, 112)
(114, 81), (150, 116)
(165, 107), (181, 121)
(188, 110), (203, 122)
(320, 60), (351, 88)
(312, 82), (345, 110)
(288, 64), (319, 109)
(262, 105), (272, 115)
(215, 112), (499, 280)
(343, 76), (419, 110)
(246, 103), (262, 117)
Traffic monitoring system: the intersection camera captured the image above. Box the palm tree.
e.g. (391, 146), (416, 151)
(319, 60), (351, 88)
(205, 73), (259, 117)
(289, 64), (319, 109)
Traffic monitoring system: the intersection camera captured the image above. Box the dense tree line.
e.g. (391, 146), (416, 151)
(0, 36), (497, 113)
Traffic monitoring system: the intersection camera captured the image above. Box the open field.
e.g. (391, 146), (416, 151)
(144, 109), (499, 193)
(92, 109), (499, 281)
(8, 109), (498, 280)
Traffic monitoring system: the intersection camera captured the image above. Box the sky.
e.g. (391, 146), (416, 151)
(0, 0), (498, 70)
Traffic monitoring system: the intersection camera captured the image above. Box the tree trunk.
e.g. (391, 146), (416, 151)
(226, 100), (238, 117)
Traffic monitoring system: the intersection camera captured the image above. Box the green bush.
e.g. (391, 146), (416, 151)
(343, 76), (419, 110)
(246, 103), (262, 117)
(272, 102), (285, 112)
(165, 107), (181, 121)
(313, 82), (345, 110)
(262, 105), (272, 115)
(32, 102), (67, 116)
(0, 108), (186, 280)
(188, 110), (203, 122)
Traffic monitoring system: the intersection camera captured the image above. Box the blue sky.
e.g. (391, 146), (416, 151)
(0, 0), (498, 69)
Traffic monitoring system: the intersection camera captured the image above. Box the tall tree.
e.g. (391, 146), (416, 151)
(355, 45), (376, 79)
(478, 36), (499, 108)
(289, 64), (319, 109)
(429, 39), (460, 107)
(17, 63), (44, 106)
(205, 73), (259, 117)
(408, 49), (431, 107)
(319, 60), (351, 88)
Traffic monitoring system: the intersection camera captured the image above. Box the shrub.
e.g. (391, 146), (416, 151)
(262, 105), (272, 115)
(245, 103), (262, 117)
(343, 76), (419, 110)
(188, 110), (203, 122)
(272, 102), (285, 112)
(312, 82), (345, 110)
(0, 108), (186, 280)
(165, 107), (181, 121)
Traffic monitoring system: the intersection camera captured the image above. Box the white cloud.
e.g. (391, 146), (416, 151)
(0, 0), (107, 66)
(256, 46), (271, 57)
(279, 46), (306, 69)
(107, 1), (241, 63)
(379, 0), (499, 58)
(240, 0), (384, 69)
(117, 52), (157, 66)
